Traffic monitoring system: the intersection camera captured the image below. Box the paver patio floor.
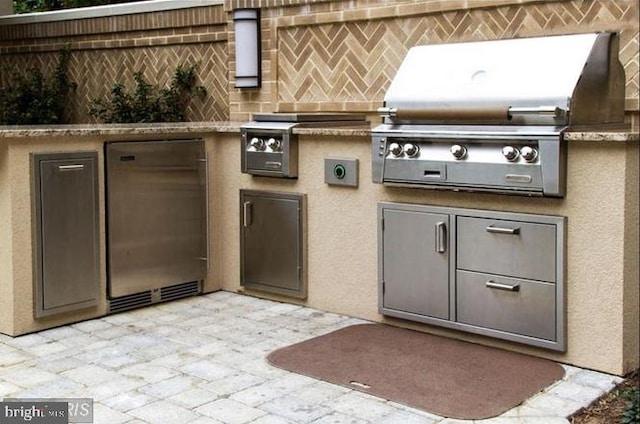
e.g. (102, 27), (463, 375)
(0, 291), (622, 424)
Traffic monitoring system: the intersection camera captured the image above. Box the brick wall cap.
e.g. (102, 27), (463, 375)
(0, 0), (222, 26)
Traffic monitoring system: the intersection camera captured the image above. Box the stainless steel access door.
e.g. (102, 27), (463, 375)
(380, 207), (450, 320)
(240, 190), (306, 298)
(33, 152), (100, 317)
(106, 139), (207, 298)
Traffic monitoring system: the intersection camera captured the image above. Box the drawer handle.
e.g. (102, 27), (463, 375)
(486, 280), (520, 292)
(486, 225), (520, 235)
(57, 164), (85, 171)
(265, 161), (282, 169)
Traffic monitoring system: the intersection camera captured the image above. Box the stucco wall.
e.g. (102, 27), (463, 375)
(623, 141), (640, 372)
(1, 131), (637, 374)
(211, 132), (638, 375)
(0, 144), (13, 335)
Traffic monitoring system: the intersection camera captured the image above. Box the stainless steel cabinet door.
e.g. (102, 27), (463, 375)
(240, 190), (306, 298)
(33, 153), (100, 317)
(380, 208), (449, 320)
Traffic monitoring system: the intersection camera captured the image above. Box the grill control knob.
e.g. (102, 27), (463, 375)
(249, 137), (265, 151)
(520, 146), (538, 162)
(267, 137), (281, 152)
(404, 143), (420, 158)
(450, 144), (467, 159)
(388, 142), (403, 157)
(502, 146), (520, 161)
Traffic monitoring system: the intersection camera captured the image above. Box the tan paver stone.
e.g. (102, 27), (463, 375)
(195, 398), (267, 424)
(374, 409), (437, 424)
(0, 381), (21, 397)
(139, 375), (205, 398)
(259, 394), (332, 422)
(119, 363), (180, 383)
(129, 399), (200, 424)
(167, 387), (220, 409)
(101, 390), (158, 412)
(0, 367), (59, 388)
(92, 403), (132, 424)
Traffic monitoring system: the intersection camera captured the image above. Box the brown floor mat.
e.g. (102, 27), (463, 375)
(267, 324), (564, 419)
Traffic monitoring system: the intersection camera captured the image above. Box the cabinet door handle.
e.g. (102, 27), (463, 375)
(435, 221), (446, 253)
(57, 164), (85, 171)
(486, 225), (520, 235)
(486, 280), (520, 292)
(198, 154), (210, 269)
(243, 201), (252, 227)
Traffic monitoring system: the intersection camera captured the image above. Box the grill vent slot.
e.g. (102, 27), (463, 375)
(161, 281), (201, 302)
(108, 281), (201, 314)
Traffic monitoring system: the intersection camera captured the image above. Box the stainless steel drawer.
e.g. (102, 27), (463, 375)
(456, 270), (556, 341)
(457, 216), (556, 282)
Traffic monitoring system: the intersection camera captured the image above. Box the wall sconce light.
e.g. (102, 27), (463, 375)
(233, 9), (261, 89)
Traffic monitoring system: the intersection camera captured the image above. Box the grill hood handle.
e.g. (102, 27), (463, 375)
(377, 106), (565, 122)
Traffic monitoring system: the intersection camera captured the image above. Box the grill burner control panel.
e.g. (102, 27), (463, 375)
(385, 140), (540, 163)
(248, 136), (283, 152)
(372, 132), (566, 197)
(241, 125), (298, 178)
(242, 113), (367, 179)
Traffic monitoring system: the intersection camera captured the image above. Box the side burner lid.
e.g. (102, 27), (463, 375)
(252, 113), (367, 123)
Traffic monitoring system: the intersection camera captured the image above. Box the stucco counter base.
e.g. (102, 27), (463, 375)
(0, 125), (638, 377)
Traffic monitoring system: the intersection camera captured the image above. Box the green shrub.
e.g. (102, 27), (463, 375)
(89, 64), (207, 123)
(12, 0), (139, 13)
(0, 49), (75, 125)
(622, 386), (639, 424)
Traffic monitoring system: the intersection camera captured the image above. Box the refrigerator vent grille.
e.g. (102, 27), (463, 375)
(161, 281), (201, 302)
(108, 281), (201, 314)
(108, 291), (152, 314)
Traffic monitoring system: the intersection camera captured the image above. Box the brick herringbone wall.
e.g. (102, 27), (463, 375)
(272, 0), (639, 116)
(73, 44), (228, 123)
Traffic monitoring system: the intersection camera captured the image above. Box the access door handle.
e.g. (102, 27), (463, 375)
(57, 164), (85, 171)
(243, 201), (252, 227)
(435, 221), (446, 253)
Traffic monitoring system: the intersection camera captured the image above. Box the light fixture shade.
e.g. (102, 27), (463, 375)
(233, 9), (261, 89)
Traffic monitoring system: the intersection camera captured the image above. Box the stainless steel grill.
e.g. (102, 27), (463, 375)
(372, 32), (626, 197)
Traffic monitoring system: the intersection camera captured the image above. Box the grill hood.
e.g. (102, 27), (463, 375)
(379, 32), (625, 128)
